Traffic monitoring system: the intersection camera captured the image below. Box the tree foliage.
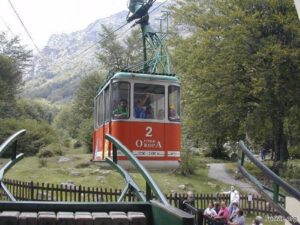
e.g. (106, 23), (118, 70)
(55, 71), (105, 151)
(96, 25), (143, 72)
(0, 32), (32, 71)
(0, 32), (32, 118)
(0, 118), (58, 156)
(73, 71), (105, 120)
(13, 98), (58, 123)
(169, 0), (300, 161)
(0, 55), (22, 117)
(73, 71), (105, 151)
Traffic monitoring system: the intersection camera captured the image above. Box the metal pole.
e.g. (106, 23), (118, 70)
(142, 28), (148, 73)
(146, 182), (151, 201)
(11, 141), (17, 160)
(273, 182), (279, 203)
(113, 145), (118, 163)
(241, 152), (245, 166)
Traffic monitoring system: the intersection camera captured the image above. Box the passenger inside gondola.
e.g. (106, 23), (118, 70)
(168, 86), (180, 121)
(134, 84), (165, 120)
(113, 99), (128, 119)
(134, 93), (150, 118)
(112, 82), (130, 119)
(168, 105), (179, 121)
(146, 105), (154, 119)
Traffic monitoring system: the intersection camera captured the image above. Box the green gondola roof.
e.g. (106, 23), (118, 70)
(113, 71), (180, 82)
(96, 71), (180, 95)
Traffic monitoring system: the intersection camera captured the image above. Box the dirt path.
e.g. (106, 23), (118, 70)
(207, 163), (257, 194)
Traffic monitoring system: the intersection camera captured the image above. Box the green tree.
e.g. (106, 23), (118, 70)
(0, 118), (58, 156)
(0, 55), (22, 117)
(54, 103), (83, 140)
(96, 25), (143, 72)
(0, 32), (32, 71)
(169, 0), (300, 161)
(70, 71), (105, 151)
(73, 71), (105, 120)
(78, 118), (94, 152)
(13, 98), (58, 123)
(0, 32), (32, 118)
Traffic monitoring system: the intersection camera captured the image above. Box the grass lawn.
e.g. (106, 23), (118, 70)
(4, 149), (231, 194)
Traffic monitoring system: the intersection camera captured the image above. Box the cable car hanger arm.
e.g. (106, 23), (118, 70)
(127, 0), (156, 23)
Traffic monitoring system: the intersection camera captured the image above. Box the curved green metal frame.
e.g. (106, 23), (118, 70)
(238, 141), (300, 225)
(106, 157), (146, 202)
(239, 141), (300, 200)
(0, 129), (26, 201)
(0, 129), (26, 158)
(105, 134), (170, 206)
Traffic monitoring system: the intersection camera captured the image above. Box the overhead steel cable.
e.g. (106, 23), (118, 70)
(71, 21), (130, 60)
(149, 0), (169, 14)
(7, 0), (41, 54)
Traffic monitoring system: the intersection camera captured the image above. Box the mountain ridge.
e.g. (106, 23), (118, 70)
(24, 3), (167, 103)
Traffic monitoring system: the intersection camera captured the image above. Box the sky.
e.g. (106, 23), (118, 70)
(0, 0), (128, 50)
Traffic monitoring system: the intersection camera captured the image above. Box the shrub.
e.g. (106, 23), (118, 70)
(230, 153), (238, 161)
(74, 140), (82, 148)
(204, 146), (229, 160)
(289, 146), (300, 159)
(78, 118), (93, 152)
(52, 147), (63, 156)
(0, 118), (58, 156)
(63, 138), (71, 148)
(179, 149), (197, 176)
(38, 158), (48, 167)
(38, 143), (64, 157)
(38, 148), (54, 158)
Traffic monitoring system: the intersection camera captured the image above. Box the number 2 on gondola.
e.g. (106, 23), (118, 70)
(145, 126), (153, 137)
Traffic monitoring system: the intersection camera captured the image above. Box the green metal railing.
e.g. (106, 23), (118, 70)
(105, 134), (170, 206)
(0, 129), (26, 201)
(238, 141), (300, 225)
(106, 157), (146, 202)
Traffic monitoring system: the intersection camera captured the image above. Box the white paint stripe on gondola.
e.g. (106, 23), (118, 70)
(167, 151), (180, 157)
(133, 150), (165, 157)
(106, 150), (181, 157)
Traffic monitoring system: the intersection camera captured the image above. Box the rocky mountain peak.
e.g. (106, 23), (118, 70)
(24, 2), (168, 103)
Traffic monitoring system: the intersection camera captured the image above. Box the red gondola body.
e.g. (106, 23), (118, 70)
(93, 72), (181, 169)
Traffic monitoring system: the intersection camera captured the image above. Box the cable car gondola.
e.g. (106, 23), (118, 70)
(93, 0), (181, 169)
(93, 71), (180, 169)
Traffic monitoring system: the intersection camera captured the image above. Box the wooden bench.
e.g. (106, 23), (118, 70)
(0, 210), (148, 225)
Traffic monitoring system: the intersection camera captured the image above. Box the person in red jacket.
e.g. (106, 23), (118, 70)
(213, 201), (230, 224)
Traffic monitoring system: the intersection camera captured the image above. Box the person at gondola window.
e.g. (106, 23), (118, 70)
(146, 105), (154, 119)
(113, 99), (128, 119)
(134, 93), (150, 118)
(168, 104), (179, 121)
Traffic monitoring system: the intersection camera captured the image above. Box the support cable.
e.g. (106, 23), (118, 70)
(72, 21), (130, 59)
(7, 0), (41, 54)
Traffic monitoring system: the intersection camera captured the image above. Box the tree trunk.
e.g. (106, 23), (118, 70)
(272, 111), (289, 162)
